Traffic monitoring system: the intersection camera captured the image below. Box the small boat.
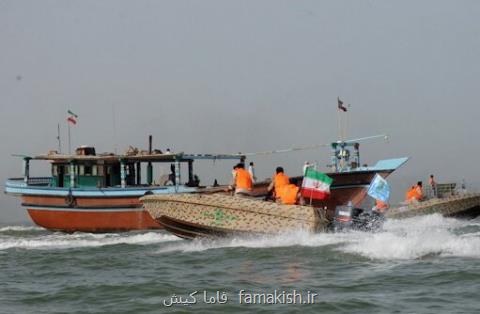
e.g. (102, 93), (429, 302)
(141, 193), (330, 239)
(4, 144), (253, 233)
(141, 139), (409, 239)
(386, 193), (480, 219)
(141, 166), (479, 239)
(292, 156), (408, 219)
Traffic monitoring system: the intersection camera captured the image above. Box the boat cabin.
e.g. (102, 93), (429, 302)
(330, 141), (361, 172)
(19, 146), (244, 190)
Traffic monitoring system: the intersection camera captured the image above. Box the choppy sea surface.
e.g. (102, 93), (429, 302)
(1, 214), (479, 314)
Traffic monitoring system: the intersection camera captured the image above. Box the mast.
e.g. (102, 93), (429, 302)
(147, 135), (153, 185)
(68, 122), (71, 154)
(57, 123), (62, 153)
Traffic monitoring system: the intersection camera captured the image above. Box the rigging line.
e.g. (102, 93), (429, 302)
(231, 134), (389, 157)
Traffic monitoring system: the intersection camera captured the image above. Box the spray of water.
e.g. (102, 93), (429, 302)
(2, 215), (479, 260)
(0, 230), (180, 250)
(156, 214), (480, 260)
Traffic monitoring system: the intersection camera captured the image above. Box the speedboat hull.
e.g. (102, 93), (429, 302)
(141, 194), (329, 239)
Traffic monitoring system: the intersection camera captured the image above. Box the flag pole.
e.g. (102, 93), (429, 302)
(68, 121), (71, 154)
(306, 168), (314, 206)
(57, 123), (62, 153)
(337, 101), (342, 141)
(343, 105), (348, 141)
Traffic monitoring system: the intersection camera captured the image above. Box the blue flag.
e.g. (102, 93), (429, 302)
(367, 174), (390, 203)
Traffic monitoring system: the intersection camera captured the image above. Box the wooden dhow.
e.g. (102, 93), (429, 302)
(4, 143), (249, 233)
(141, 194), (330, 239)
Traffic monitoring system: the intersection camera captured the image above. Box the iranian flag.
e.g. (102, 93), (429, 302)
(301, 168), (333, 200)
(67, 110), (78, 125)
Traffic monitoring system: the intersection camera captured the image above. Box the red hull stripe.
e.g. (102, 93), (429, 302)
(27, 208), (162, 232)
(25, 206), (144, 212)
(300, 188), (330, 200)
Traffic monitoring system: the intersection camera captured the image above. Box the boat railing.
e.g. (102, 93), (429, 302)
(26, 177), (52, 186)
(424, 183), (458, 199)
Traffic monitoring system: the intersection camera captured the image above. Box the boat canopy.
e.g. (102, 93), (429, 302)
(30, 152), (245, 162)
(13, 149), (245, 190)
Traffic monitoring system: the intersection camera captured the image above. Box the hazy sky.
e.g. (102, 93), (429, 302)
(1, 0), (479, 223)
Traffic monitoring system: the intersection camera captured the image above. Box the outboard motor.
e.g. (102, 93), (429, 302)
(333, 202), (385, 232)
(333, 202), (359, 231)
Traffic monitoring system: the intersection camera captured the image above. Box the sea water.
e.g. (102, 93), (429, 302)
(1, 214), (479, 313)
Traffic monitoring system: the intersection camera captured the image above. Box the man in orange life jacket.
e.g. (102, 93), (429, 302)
(267, 167), (290, 200)
(372, 199), (389, 213)
(415, 181), (424, 200)
(276, 178), (304, 205)
(229, 163), (253, 196)
(405, 185), (415, 201)
(405, 181), (424, 203)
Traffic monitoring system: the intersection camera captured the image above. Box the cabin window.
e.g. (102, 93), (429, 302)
(65, 166), (70, 175)
(84, 165), (92, 175)
(97, 165), (104, 175)
(92, 165), (97, 176)
(79, 165), (85, 175)
(52, 165), (58, 176)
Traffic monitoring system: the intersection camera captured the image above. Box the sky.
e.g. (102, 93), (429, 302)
(1, 0), (479, 223)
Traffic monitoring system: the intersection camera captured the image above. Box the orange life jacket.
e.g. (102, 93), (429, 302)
(414, 186), (423, 200)
(278, 184), (299, 205)
(405, 187), (416, 201)
(375, 199), (388, 209)
(235, 168), (252, 191)
(274, 173), (289, 192)
(406, 186), (423, 201)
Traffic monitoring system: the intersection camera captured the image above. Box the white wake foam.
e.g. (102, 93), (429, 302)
(157, 229), (348, 254)
(340, 214), (480, 260)
(4, 215), (479, 260)
(0, 225), (45, 232)
(157, 214), (480, 260)
(0, 231), (180, 250)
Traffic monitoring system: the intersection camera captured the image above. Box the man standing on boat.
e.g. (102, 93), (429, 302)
(429, 174), (437, 197)
(248, 162), (257, 184)
(229, 163), (253, 196)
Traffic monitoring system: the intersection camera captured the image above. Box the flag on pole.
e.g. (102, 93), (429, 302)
(367, 174), (390, 203)
(67, 110), (78, 118)
(67, 110), (78, 125)
(337, 97), (347, 112)
(301, 168), (333, 200)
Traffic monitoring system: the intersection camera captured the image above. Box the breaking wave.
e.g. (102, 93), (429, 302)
(157, 230), (346, 254)
(0, 230), (180, 250)
(340, 214), (480, 260)
(0, 225), (44, 232)
(157, 214), (480, 260)
(3, 215), (479, 259)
